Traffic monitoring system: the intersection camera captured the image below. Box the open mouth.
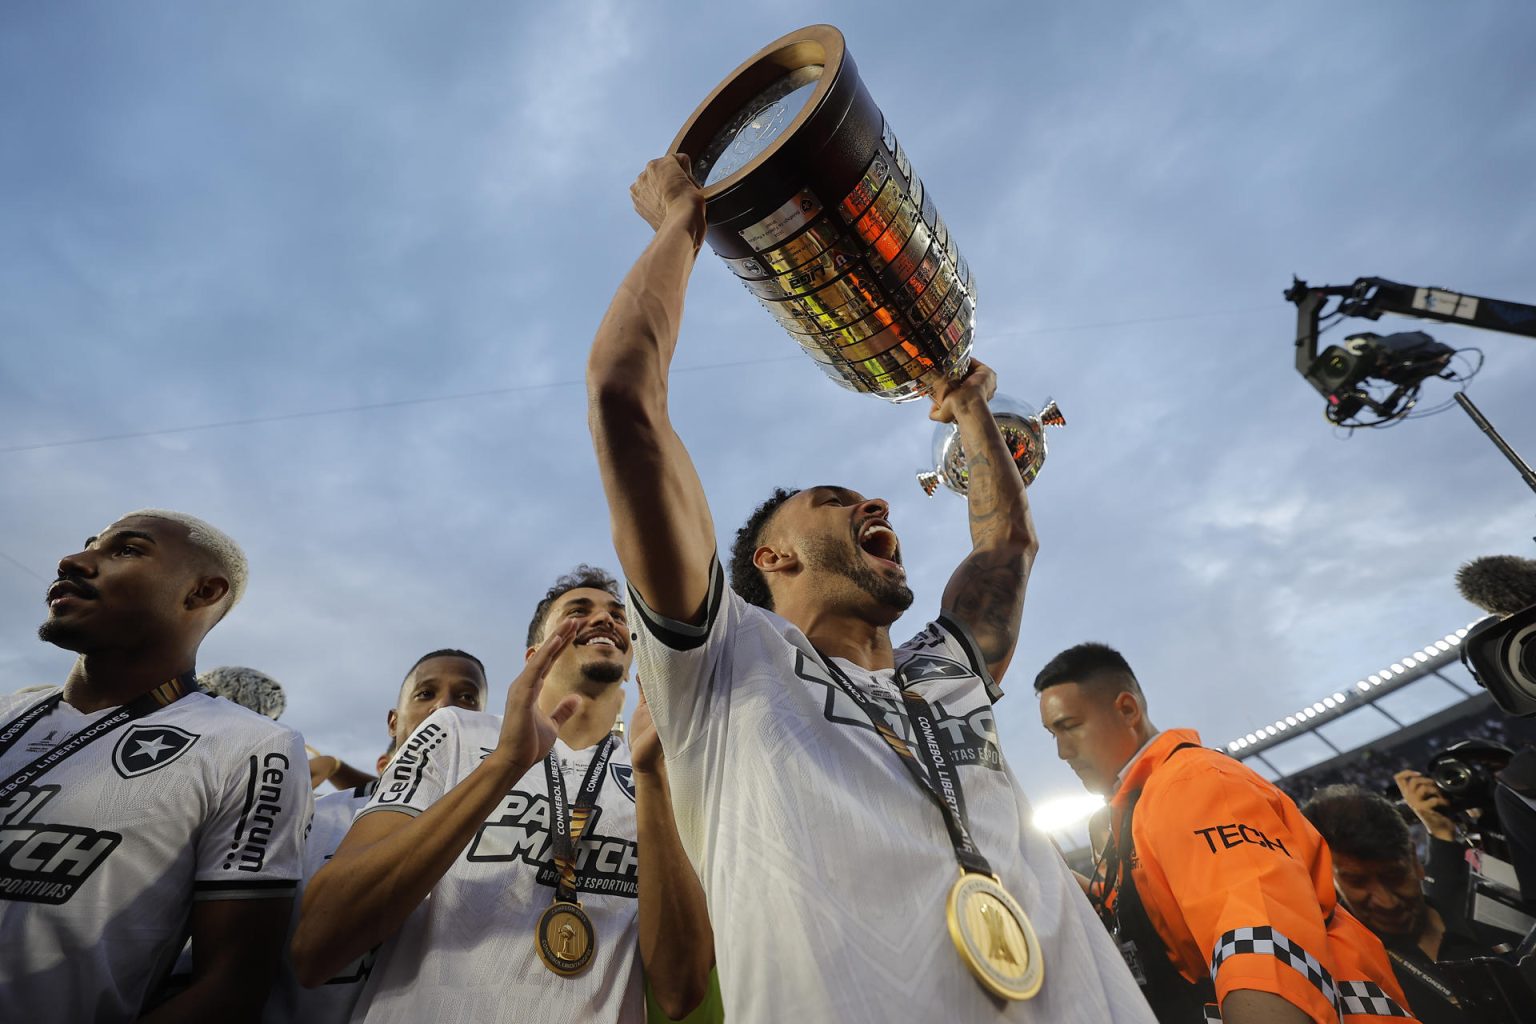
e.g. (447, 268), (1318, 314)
(857, 519), (902, 567)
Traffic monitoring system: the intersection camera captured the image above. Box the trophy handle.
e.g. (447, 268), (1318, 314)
(917, 397), (1065, 497)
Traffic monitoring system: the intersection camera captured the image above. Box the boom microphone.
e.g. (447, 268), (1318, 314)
(1456, 555), (1536, 617)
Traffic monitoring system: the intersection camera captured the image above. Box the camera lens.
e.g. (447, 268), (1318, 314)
(1432, 761), (1472, 795)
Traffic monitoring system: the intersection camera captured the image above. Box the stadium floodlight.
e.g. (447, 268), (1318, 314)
(1368, 674), (1383, 684)
(1285, 716), (1298, 726)
(1435, 640), (1451, 652)
(1032, 793), (1105, 834)
(1357, 682), (1371, 693)
(1312, 702), (1326, 713)
(1332, 692), (1346, 702)
(1323, 697), (1337, 709)
(1456, 627), (1471, 638)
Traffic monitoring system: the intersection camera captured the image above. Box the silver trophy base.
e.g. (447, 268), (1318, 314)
(918, 399), (1065, 496)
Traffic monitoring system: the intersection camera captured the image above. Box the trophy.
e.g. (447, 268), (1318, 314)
(670, 24), (1064, 495)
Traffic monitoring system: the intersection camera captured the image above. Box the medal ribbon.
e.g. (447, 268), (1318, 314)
(816, 653), (993, 878)
(0, 672), (201, 800)
(542, 734), (617, 904)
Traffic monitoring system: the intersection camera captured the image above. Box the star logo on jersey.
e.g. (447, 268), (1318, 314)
(609, 762), (637, 804)
(111, 724), (199, 779)
(898, 653), (972, 685)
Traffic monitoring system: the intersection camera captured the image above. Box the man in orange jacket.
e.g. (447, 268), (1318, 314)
(1036, 642), (1418, 1023)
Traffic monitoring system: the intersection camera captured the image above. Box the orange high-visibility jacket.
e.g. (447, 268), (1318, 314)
(1109, 729), (1418, 1023)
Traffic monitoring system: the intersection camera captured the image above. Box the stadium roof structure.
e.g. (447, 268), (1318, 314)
(1225, 617), (1497, 778)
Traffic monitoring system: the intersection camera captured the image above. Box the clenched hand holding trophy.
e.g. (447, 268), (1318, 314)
(669, 24), (1064, 497)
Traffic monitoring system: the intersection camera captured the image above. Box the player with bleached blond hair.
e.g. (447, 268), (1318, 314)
(0, 509), (310, 1023)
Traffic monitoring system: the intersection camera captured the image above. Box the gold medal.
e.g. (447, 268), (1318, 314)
(536, 900), (596, 976)
(946, 872), (1044, 1001)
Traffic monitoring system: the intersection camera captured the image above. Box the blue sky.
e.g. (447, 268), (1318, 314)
(4, 1), (1534, 814)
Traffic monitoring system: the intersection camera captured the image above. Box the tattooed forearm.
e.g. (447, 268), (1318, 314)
(941, 394), (1038, 681)
(948, 549), (1029, 668)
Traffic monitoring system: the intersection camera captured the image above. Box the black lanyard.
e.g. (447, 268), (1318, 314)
(0, 672), (201, 800)
(1385, 948), (1462, 1008)
(817, 652), (993, 878)
(542, 735), (617, 904)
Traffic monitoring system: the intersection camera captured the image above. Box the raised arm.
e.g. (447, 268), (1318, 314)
(291, 622), (581, 984)
(587, 154), (716, 624)
(936, 362), (1039, 684)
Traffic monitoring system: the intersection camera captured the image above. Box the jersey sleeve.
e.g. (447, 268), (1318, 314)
(1138, 761), (1342, 1022)
(627, 555), (737, 757)
(194, 725), (311, 901)
(357, 707), (464, 820)
(903, 615), (1002, 702)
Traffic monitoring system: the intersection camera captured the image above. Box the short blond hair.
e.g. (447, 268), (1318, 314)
(120, 509), (249, 610)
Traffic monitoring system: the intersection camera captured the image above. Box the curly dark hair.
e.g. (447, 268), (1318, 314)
(1299, 784), (1414, 863)
(728, 487), (800, 610)
(526, 565), (623, 647)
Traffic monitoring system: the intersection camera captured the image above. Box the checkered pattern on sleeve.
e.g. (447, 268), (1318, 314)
(1336, 980), (1412, 1018)
(1210, 926), (1339, 1014)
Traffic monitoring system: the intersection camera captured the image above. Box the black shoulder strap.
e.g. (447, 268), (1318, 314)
(1103, 741), (1217, 1017)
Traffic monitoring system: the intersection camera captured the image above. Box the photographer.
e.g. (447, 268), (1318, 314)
(1302, 785), (1495, 1023)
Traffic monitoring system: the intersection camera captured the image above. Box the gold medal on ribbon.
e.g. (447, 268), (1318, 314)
(536, 900), (595, 976)
(946, 872), (1044, 1001)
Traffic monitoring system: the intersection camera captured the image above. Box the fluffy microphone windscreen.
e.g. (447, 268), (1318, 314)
(199, 665), (287, 719)
(1456, 554), (1536, 617)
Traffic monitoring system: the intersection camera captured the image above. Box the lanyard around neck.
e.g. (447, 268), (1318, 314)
(0, 672), (201, 800)
(542, 734), (617, 904)
(816, 652), (994, 878)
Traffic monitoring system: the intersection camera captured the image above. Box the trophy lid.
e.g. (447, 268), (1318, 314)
(671, 25), (848, 200)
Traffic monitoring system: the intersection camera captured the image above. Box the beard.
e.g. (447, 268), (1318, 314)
(38, 617), (93, 653)
(803, 535), (915, 612)
(580, 658), (626, 686)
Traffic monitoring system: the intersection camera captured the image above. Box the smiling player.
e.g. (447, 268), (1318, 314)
(293, 565), (714, 1023)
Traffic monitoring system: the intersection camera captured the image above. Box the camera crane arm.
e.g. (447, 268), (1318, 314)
(1287, 275), (1536, 379)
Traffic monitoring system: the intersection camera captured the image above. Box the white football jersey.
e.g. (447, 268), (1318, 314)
(263, 780), (378, 1024)
(0, 687), (310, 1023)
(348, 707), (644, 1024)
(630, 561), (1157, 1024)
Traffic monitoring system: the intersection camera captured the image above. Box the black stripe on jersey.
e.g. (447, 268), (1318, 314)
(196, 878), (295, 892)
(194, 878), (297, 901)
(935, 613), (1002, 702)
(628, 557), (724, 652)
(229, 754), (260, 846)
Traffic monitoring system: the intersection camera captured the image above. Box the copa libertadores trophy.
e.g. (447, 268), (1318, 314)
(671, 24), (1064, 497)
